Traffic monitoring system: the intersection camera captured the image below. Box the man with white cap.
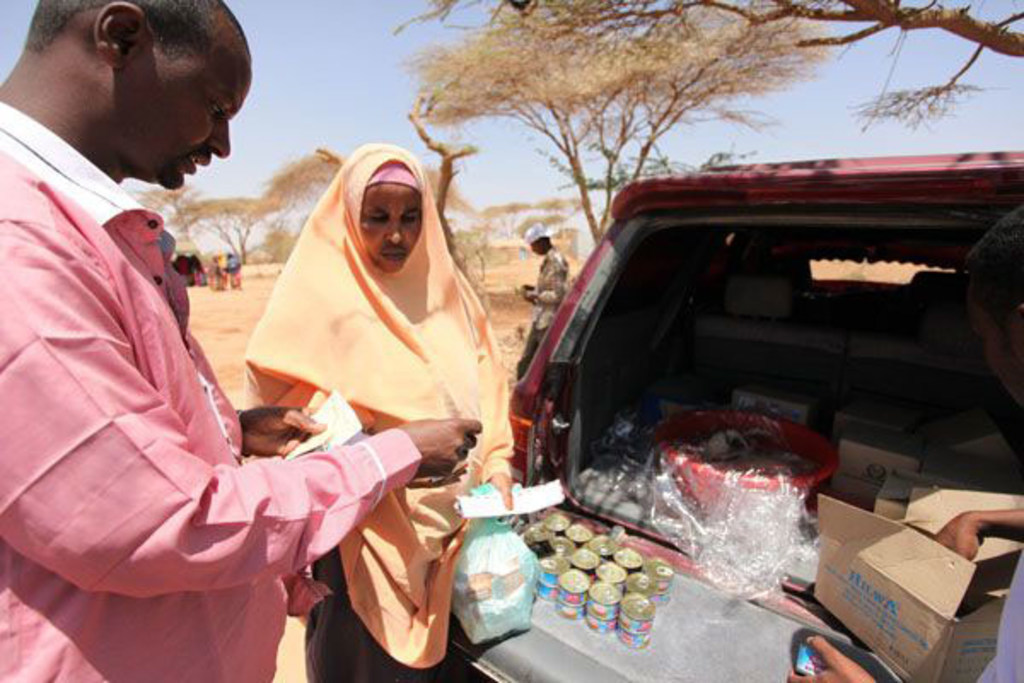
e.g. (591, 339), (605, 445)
(517, 223), (569, 378)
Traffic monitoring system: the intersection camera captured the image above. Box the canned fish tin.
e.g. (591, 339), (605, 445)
(618, 594), (655, 634)
(613, 547), (644, 573)
(570, 548), (600, 575)
(586, 613), (617, 634)
(565, 523), (595, 545)
(617, 626), (651, 650)
(596, 562), (628, 591)
(557, 569), (591, 606)
(586, 582), (622, 621)
(625, 572), (656, 599)
(523, 524), (553, 553)
(536, 582), (560, 602)
(586, 535), (618, 560)
(548, 537), (576, 558)
(543, 513), (571, 534)
(644, 558), (675, 593)
(556, 600), (586, 621)
(539, 556), (571, 588)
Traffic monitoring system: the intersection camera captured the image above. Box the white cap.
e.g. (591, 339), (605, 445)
(524, 223), (555, 246)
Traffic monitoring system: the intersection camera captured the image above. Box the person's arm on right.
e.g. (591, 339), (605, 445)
(936, 509), (1024, 561)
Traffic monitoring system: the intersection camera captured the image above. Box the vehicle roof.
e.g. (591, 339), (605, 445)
(611, 151), (1024, 222)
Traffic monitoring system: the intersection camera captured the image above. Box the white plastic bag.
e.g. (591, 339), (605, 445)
(452, 485), (539, 644)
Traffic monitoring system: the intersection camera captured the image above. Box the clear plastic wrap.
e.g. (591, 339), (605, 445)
(585, 410), (821, 599)
(576, 410), (656, 513)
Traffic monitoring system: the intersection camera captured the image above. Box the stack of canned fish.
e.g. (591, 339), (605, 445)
(522, 513), (676, 650)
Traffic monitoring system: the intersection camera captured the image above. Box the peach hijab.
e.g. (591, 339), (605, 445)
(244, 144), (513, 667)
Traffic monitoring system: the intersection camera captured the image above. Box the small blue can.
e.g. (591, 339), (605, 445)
(536, 582), (560, 602)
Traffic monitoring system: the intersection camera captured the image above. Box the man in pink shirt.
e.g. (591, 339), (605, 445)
(0, 2), (480, 681)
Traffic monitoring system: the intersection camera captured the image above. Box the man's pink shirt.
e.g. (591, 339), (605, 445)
(0, 152), (421, 681)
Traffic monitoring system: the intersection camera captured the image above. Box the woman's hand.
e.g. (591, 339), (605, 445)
(239, 407), (326, 458)
(488, 472), (515, 511)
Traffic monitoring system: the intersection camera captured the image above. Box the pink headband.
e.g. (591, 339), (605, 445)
(367, 162), (420, 191)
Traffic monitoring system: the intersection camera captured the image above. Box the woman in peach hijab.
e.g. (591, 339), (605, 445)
(245, 144), (514, 681)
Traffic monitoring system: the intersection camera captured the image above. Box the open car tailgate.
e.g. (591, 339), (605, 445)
(452, 566), (900, 682)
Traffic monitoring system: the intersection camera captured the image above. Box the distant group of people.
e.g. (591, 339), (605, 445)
(172, 251), (242, 290)
(0, 2), (1019, 683)
(209, 250), (242, 290)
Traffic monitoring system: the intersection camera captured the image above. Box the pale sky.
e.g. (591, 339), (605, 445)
(1, 1), (1022, 234)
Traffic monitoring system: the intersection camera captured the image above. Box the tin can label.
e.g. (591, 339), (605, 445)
(556, 600), (586, 620)
(587, 599), (620, 622)
(649, 590), (671, 606)
(617, 627), (651, 650)
(585, 613), (617, 634)
(536, 582), (560, 602)
(619, 594), (655, 633)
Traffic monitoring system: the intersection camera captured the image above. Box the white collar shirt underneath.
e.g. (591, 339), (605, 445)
(0, 101), (234, 450)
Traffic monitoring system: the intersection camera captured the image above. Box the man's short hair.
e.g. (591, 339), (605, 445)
(967, 205), (1024, 319)
(27, 0), (249, 58)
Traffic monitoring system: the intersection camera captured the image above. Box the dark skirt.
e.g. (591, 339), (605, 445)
(305, 550), (442, 683)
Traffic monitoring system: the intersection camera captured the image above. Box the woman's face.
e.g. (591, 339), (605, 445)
(359, 183), (423, 273)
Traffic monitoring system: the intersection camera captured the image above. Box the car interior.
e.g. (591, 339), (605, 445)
(564, 209), (1024, 531)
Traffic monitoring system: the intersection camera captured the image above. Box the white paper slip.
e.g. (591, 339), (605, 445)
(286, 392), (365, 460)
(456, 481), (566, 519)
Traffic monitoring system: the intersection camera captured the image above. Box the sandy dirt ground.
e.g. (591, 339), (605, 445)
(187, 255), (920, 682)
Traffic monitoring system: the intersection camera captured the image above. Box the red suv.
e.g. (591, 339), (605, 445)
(447, 152), (1024, 682)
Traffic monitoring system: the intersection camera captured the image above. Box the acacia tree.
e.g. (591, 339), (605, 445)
(418, 0), (1023, 127)
(190, 197), (268, 264)
(413, 11), (822, 240)
(263, 151), (341, 215)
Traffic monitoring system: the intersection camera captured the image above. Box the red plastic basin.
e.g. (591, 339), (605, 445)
(654, 410), (838, 509)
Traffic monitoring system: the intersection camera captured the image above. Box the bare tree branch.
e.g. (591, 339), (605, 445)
(409, 94), (479, 262)
(413, 0), (1023, 125)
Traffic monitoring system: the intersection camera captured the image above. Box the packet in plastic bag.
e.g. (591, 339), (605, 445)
(452, 484), (540, 644)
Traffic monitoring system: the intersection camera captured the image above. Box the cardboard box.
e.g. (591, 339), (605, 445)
(816, 495), (1017, 682)
(731, 384), (818, 426)
(837, 424), (925, 496)
(833, 399), (925, 441)
(918, 409), (1018, 468)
